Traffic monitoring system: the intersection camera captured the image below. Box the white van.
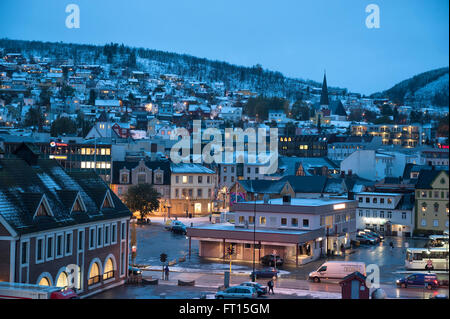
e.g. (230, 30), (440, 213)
(308, 261), (366, 283)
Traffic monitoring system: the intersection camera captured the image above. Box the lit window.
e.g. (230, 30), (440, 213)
(260, 216), (266, 225)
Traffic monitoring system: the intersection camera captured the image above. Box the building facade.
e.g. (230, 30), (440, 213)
(0, 144), (131, 298)
(356, 192), (415, 237)
(170, 163), (217, 216)
(414, 170), (449, 234)
(187, 196), (357, 266)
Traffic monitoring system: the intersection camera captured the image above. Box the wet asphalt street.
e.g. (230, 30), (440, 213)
(132, 223), (440, 284)
(91, 222), (448, 299)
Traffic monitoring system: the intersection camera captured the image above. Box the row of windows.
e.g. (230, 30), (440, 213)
(20, 222), (126, 266)
(174, 188), (213, 199)
(88, 222), (126, 250)
(120, 172), (164, 185)
(81, 161), (111, 169)
(359, 209), (407, 219)
(175, 175), (213, 184)
(237, 215), (309, 228)
(80, 148), (111, 155)
(417, 190), (449, 199)
(320, 213), (355, 226)
(420, 219), (449, 228)
(358, 197), (393, 205)
(420, 202), (449, 213)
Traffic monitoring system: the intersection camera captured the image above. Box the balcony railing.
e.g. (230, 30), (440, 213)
(103, 270), (115, 280)
(88, 275), (101, 286)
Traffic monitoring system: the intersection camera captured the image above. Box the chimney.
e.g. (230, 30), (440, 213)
(340, 171), (345, 178)
(348, 169), (353, 176)
(348, 192), (354, 200)
(282, 195), (291, 205)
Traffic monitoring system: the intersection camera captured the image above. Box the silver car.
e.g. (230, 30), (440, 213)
(215, 285), (258, 299)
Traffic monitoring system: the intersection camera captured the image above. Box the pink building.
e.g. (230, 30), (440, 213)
(187, 196), (357, 266)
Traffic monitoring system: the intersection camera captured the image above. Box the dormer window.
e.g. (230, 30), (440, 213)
(102, 191), (115, 209)
(34, 195), (53, 218)
(71, 194), (86, 214)
(36, 202), (50, 217)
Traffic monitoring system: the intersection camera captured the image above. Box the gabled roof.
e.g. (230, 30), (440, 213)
(329, 100), (347, 116)
(280, 175), (327, 193)
(236, 179), (287, 194)
(416, 169), (448, 189)
(0, 155), (131, 235)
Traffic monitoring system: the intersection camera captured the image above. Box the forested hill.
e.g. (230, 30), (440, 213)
(0, 38), (344, 101)
(371, 67), (449, 107)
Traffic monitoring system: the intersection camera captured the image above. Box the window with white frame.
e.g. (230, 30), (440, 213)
(97, 226), (103, 247)
(78, 230), (84, 252)
(433, 220), (439, 227)
(112, 223), (117, 244)
(36, 237), (44, 263)
(46, 235), (54, 261)
(21, 241), (29, 266)
(65, 232), (73, 256)
(56, 233), (64, 258)
(104, 225), (110, 246)
(89, 227), (96, 250)
(121, 222), (126, 241)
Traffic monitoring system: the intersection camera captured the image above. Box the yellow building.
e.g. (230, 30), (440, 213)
(415, 170), (449, 234)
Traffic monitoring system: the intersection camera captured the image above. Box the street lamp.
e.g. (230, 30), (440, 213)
(252, 193), (258, 282)
(167, 203), (171, 220)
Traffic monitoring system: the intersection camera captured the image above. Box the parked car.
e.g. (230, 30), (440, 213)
(309, 261), (366, 283)
(356, 234), (376, 245)
(239, 282), (268, 296)
(215, 286), (258, 299)
(363, 229), (384, 241)
(358, 231), (379, 243)
(396, 273), (439, 290)
(171, 223), (187, 235)
(250, 268), (279, 279)
(128, 266), (142, 276)
(260, 255), (284, 267)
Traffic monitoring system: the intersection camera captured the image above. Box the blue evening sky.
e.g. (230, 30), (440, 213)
(0, 0), (448, 94)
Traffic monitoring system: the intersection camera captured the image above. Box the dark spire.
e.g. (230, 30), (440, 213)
(320, 71), (329, 106)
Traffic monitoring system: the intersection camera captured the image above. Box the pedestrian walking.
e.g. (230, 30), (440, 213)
(164, 265), (170, 280)
(389, 241), (394, 251)
(267, 279), (275, 295)
(340, 243), (345, 256)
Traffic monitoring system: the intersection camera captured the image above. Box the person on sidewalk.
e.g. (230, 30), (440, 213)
(340, 243), (345, 256)
(164, 265), (170, 280)
(267, 279), (274, 295)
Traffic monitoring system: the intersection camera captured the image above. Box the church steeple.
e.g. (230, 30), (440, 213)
(320, 71), (329, 107)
